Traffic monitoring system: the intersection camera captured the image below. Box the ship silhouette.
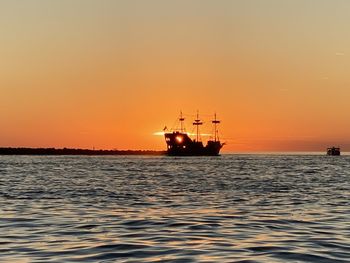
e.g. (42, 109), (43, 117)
(327, 146), (340, 156)
(164, 111), (224, 156)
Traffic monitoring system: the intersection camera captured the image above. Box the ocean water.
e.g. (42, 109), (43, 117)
(0, 155), (349, 263)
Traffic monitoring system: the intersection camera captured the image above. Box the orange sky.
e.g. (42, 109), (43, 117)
(1, 0), (350, 152)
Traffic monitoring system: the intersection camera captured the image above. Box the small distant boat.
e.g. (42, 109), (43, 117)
(164, 111), (224, 156)
(327, 147), (340, 156)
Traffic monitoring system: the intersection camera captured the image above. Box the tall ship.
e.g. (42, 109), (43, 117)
(164, 111), (224, 156)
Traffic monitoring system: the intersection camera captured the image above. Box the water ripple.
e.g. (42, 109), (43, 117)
(0, 155), (349, 262)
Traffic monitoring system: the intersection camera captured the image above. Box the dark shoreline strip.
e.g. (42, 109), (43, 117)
(0, 148), (166, 156)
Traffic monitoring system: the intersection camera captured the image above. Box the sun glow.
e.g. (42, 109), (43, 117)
(176, 136), (183, 143)
(153, 132), (165, 136)
(153, 131), (211, 137)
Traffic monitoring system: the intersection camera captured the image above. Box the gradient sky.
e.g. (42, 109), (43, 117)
(1, 0), (350, 151)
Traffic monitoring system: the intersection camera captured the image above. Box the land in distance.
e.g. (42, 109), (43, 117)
(0, 147), (165, 156)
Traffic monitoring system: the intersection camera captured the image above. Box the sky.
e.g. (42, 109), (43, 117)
(1, 0), (350, 152)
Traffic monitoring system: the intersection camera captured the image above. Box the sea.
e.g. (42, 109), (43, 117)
(0, 154), (349, 263)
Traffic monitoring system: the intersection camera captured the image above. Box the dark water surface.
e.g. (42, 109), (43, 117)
(0, 155), (349, 262)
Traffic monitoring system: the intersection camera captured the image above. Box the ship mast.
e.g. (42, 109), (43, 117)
(212, 113), (220, 142)
(179, 111), (185, 133)
(193, 110), (203, 142)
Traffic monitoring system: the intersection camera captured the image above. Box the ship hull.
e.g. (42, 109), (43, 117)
(164, 132), (223, 156)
